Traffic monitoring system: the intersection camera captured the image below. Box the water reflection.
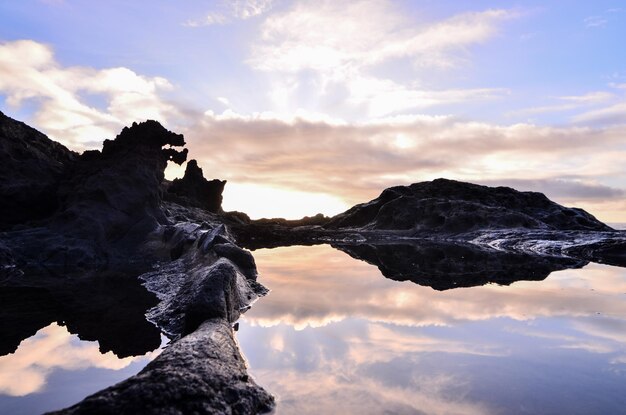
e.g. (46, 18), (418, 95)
(0, 323), (163, 414)
(0, 272), (164, 414)
(238, 245), (626, 414)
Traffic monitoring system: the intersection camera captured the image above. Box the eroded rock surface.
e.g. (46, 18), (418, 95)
(0, 113), (273, 414)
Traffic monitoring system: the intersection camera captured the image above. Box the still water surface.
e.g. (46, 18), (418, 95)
(0, 323), (164, 414)
(238, 245), (626, 415)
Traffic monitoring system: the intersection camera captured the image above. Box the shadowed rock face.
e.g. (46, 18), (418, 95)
(166, 159), (226, 213)
(55, 120), (188, 245)
(325, 178), (612, 233)
(1, 113), (625, 414)
(0, 110), (77, 229)
(333, 242), (586, 291)
(0, 114), (274, 414)
(2, 119), (189, 269)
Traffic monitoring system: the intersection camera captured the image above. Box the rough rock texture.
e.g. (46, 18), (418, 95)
(166, 159), (226, 213)
(0, 110), (77, 228)
(0, 114), (274, 414)
(1, 119), (188, 269)
(334, 242), (585, 291)
(49, 215), (273, 414)
(325, 178), (612, 233)
(2, 112), (625, 414)
(48, 319), (274, 415)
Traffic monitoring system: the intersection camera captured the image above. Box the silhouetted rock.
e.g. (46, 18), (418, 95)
(334, 242), (585, 291)
(2, 120), (189, 269)
(166, 159), (226, 213)
(325, 178), (612, 233)
(0, 110), (77, 228)
(2, 113), (624, 415)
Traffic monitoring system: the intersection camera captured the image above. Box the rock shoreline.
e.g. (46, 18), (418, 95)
(1, 110), (625, 414)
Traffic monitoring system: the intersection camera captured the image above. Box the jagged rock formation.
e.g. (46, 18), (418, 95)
(166, 159), (226, 213)
(0, 113), (274, 414)
(0, 110), (77, 229)
(325, 178), (612, 233)
(1, 112), (625, 414)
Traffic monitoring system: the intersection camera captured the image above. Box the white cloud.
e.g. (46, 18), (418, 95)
(584, 16), (608, 28)
(247, 1), (514, 117)
(251, 2), (513, 72)
(185, 0), (274, 27)
(0, 40), (178, 150)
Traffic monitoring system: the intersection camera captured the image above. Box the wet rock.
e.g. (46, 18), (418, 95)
(166, 159), (226, 213)
(48, 319), (274, 415)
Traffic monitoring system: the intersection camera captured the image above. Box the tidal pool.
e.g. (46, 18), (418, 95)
(238, 245), (626, 415)
(0, 323), (165, 414)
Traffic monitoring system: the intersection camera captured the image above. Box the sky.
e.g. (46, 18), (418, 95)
(1, 0), (625, 221)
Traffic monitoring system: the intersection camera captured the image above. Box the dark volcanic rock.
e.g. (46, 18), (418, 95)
(334, 242), (585, 291)
(48, 319), (274, 415)
(166, 159), (226, 213)
(0, 110), (77, 228)
(1, 120), (189, 269)
(325, 178), (612, 234)
(55, 120), (188, 245)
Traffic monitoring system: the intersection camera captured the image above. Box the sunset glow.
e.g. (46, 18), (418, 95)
(2, 1), (625, 220)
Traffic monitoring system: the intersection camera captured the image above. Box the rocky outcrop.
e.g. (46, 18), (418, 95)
(1, 119), (189, 269)
(49, 216), (274, 414)
(1, 112), (625, 414)
(325, 178), (612, 234)
(0, 113), (274, 414)
(0, 110), (77, 229)
(166, 159), (226, 213)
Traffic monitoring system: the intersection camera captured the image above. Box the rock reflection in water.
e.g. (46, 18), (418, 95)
(0, 323), (163, 414)
(238, 245), (626, 415)
(0, 271), (165, 414)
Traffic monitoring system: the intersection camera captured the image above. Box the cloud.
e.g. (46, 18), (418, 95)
(251, 2), (513, 72)
(184, 110), (626, 220)
(185, 0), (274, 27)
(247, 2), (514, 117)
(573, 102), (626, 124)
(0, 40), (178, 150)
(510, 91), (615, 117)
(584, 16), (608, 28)
(476, 179), (625, 202)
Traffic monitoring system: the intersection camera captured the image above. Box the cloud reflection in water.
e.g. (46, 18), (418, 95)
(238, 245), (626, 414)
